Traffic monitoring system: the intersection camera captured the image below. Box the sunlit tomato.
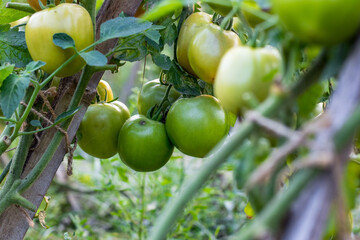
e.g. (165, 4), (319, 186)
(96, 80), (114, 102)
(25, 3), (94, 77)
(165, 95), (229, 158)
(177, 12), (241, 83)
(272, 0), (360, 45)
(176, 12), (212, 77)
(187, 22), (240, 84)
(77, 101), (130, 159)
(117, 115), (174, 172)
(27, 0), (73, 11)
(214, 46), (281, 115)
(137, 79), (181, 116)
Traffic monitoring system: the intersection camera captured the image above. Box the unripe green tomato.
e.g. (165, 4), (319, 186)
(176, 12), (212, 76)
(188, 23), (241, 84)
(214, 46), (281, 115)
(117, 115), (174, 172)
(272, 0), (360, 45)
(137, 79), (181, 115)
(165, 95), (229, 158)
(25, 3), (94, 77)
(77, 101), (130, 159)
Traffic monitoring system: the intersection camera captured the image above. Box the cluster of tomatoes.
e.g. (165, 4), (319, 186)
(24, 0), (360, 173)
(177, 10), (281, 116)
(77, 80), (230, 172)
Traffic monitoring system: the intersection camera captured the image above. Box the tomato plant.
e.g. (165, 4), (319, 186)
(117, 115), (174, 172)
(177, 12), (240, 83)
(27, 0), (73, 11)
(165, 95), (229, 158)
(214, 46), (281, 115)
(272, 0), (360, 45)
(97, 80), (114, 102)
(77, 101), (130, 159)
(137, 79), (181, 116)
(25, 3), (94, 77)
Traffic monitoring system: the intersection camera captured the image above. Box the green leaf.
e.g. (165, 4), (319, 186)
(0, 28), (32, 67)
(166, 61), (201, 96)
(152, 53), (171, 70)
(99, 16), (152, 42)
(0, 0), (29, 24)
(54, 106), (81, 125)
(30, 120), (42, 127)
(25, 61), (45, 73)
(79, 50), (107, 66)
(0, 73), (30, 118)
(53, 33), (75, 50)
(0, 63), (14, 88)
(113, 35), (149, 62)
(144, 29), (161, 44)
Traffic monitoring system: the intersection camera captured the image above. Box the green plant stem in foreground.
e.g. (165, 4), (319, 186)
(148, 51), (328, 240)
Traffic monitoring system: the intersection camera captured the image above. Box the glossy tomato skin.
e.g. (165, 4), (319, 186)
(77, 101), (130, 159)
(137, 79), (181, 115)
(25, 4), (94, 77)
(27, 0), (73, 11)
(272, 0), (360, 45)
(165, 95), (229, 158)
(176, 12), (212, 77)
(214, 46), (281, 115)
(177, 12), (240, 83)
(117, 115), (174, 172)
(97, 80), (114, 102)
(188, 23), (240, 84)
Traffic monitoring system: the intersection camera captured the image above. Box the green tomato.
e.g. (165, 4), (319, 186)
(176, 12), (212, 77)
(117, 115), (174, 172)
(137, 79), (181, 116)
(25, 3), (94, 77)
(165, 95), (229, 158)
(77, 101), (130, 159)
(188, 22), (241, 84)
(214, 46), (281, 115)
(272, 0), (360, 45)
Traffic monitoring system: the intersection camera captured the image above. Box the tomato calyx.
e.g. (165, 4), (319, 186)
(212, 13), (233, 31)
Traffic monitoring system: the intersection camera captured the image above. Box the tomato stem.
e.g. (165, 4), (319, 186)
(5, 2), (35, 13)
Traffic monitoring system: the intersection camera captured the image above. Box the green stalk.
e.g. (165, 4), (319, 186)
(18, 66), (94, 193)
(0, 123), (35, 214)
(0, 159), (11, 185)
(138, 173), (147, 240)
(0, 87), (34, 156)
(148, 50), (328, 240)
(5, 2), (35, 13)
